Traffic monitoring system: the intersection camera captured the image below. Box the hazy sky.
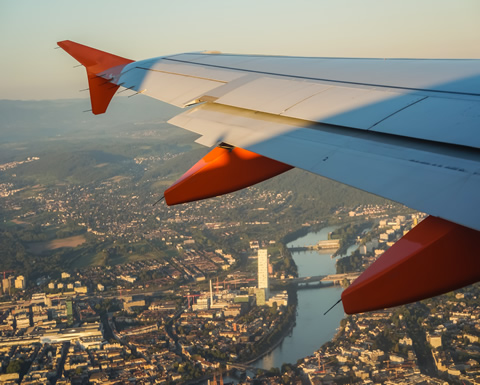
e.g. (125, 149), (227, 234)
(1, 0), (479, 100)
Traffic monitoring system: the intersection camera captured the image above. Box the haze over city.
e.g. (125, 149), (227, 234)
(1, 0), (479, 100)
(1, 1), (480, 384)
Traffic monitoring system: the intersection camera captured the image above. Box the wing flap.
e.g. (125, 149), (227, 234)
(281, 86), (425, 130)
(213, 77), (331, 115)
(371, 97), (480, 149)
(170, 102), (480, 231)
(117, 54), (480, 148)
(213, 76), (426, 130)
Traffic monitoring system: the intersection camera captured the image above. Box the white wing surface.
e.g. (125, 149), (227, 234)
(109, 52), (480, 231)
(57, 41), (480, 314)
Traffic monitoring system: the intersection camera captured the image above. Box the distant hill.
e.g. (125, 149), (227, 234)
(0, 97), (389, 204)
(0, 96), (188, 142)
(263, 168), (388, 216)
(10, 150), (133, 184)
(0, 97), (203, 183)
(0, 97), (395, 274)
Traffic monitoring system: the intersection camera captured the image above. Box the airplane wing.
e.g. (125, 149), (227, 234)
(57, 40), (480, 314)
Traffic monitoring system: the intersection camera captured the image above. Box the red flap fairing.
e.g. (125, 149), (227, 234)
(342, 216), (480, 314)
(164, 145), (293, 205)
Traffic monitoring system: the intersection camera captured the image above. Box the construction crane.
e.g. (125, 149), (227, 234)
(1, 271), (15, 295)
(1, 271), (14, 280)
(315, 352), (336, 374)
(384, 360), (401, 378)
(183, 294), (200, 309)
(208, 371), (224, 385)
(316, 352), (325, 373)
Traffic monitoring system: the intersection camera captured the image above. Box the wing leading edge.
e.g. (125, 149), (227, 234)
(57, 40), (480, 314)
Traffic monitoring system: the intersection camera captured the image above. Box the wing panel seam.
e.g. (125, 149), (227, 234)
(197, 102), (480, 156)
(163, 58), (480, 98)
(367, 96), (429, 130)
(135, 66), (227, 84)
(280, 86), (333, 115)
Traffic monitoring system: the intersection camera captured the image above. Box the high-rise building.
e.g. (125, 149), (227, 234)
(257, 249), (269, 301)
(258, 249), (269, 289)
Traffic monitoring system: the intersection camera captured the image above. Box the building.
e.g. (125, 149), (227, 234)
(66, 299), (74, 326)
(74, 286), (88, 294)
(193, 297), (210, 311)
(255, 288), (266, 306)
(31, 293), (47, 304)
(258, 249), (269, 290)
(266, 291), (288, 307)
(359, 244), (367, 255)
(428, 333), (442, 348)
(123, 299), (146, 312)
(2, 278), (11, 294)
(255, 249), (270, 306)
(36, 322), (103, 344)
(14, 275), (26, 290)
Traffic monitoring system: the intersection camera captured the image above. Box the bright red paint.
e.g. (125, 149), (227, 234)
(164, 146), (293, 205)
(57, 40), (133, 114)
(342, 215), (480, 314)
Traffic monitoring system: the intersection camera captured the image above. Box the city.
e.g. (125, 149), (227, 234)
(0, 100), (479, 384)
(1, 163), (479, 384)
(2, 0), (479, 383)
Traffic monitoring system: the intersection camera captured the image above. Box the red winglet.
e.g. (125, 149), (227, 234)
(164, 146), (293, 205)
(57, 40), (134, 114)
(342, 216), (480, 314)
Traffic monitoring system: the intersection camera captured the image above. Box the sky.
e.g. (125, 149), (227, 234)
(0, 0), (479, 100)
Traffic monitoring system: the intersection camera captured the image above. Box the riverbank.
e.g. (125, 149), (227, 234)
(243, 317), (296, 366)
(251, 226), (346, 370)
(241, 286), (298, 366)
(281, 222), (328, 245)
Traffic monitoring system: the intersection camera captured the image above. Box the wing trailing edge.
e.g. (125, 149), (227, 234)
(57, 40), (134, 114)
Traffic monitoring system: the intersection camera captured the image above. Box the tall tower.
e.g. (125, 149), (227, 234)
(258, 249), (269, 300)
(209, 279), (214, 306)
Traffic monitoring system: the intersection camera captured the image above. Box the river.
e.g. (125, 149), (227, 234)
(251, 226), (356, 370)
(201, 227), (357, 383)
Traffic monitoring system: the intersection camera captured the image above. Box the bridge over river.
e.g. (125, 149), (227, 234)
(287, 239), (340, 252)
(273, 273), (360, 287)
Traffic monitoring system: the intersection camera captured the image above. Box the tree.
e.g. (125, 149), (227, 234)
(6, 359), (23, 374)
(75, 367), (84, 375)
(269, 302), (278, 316)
